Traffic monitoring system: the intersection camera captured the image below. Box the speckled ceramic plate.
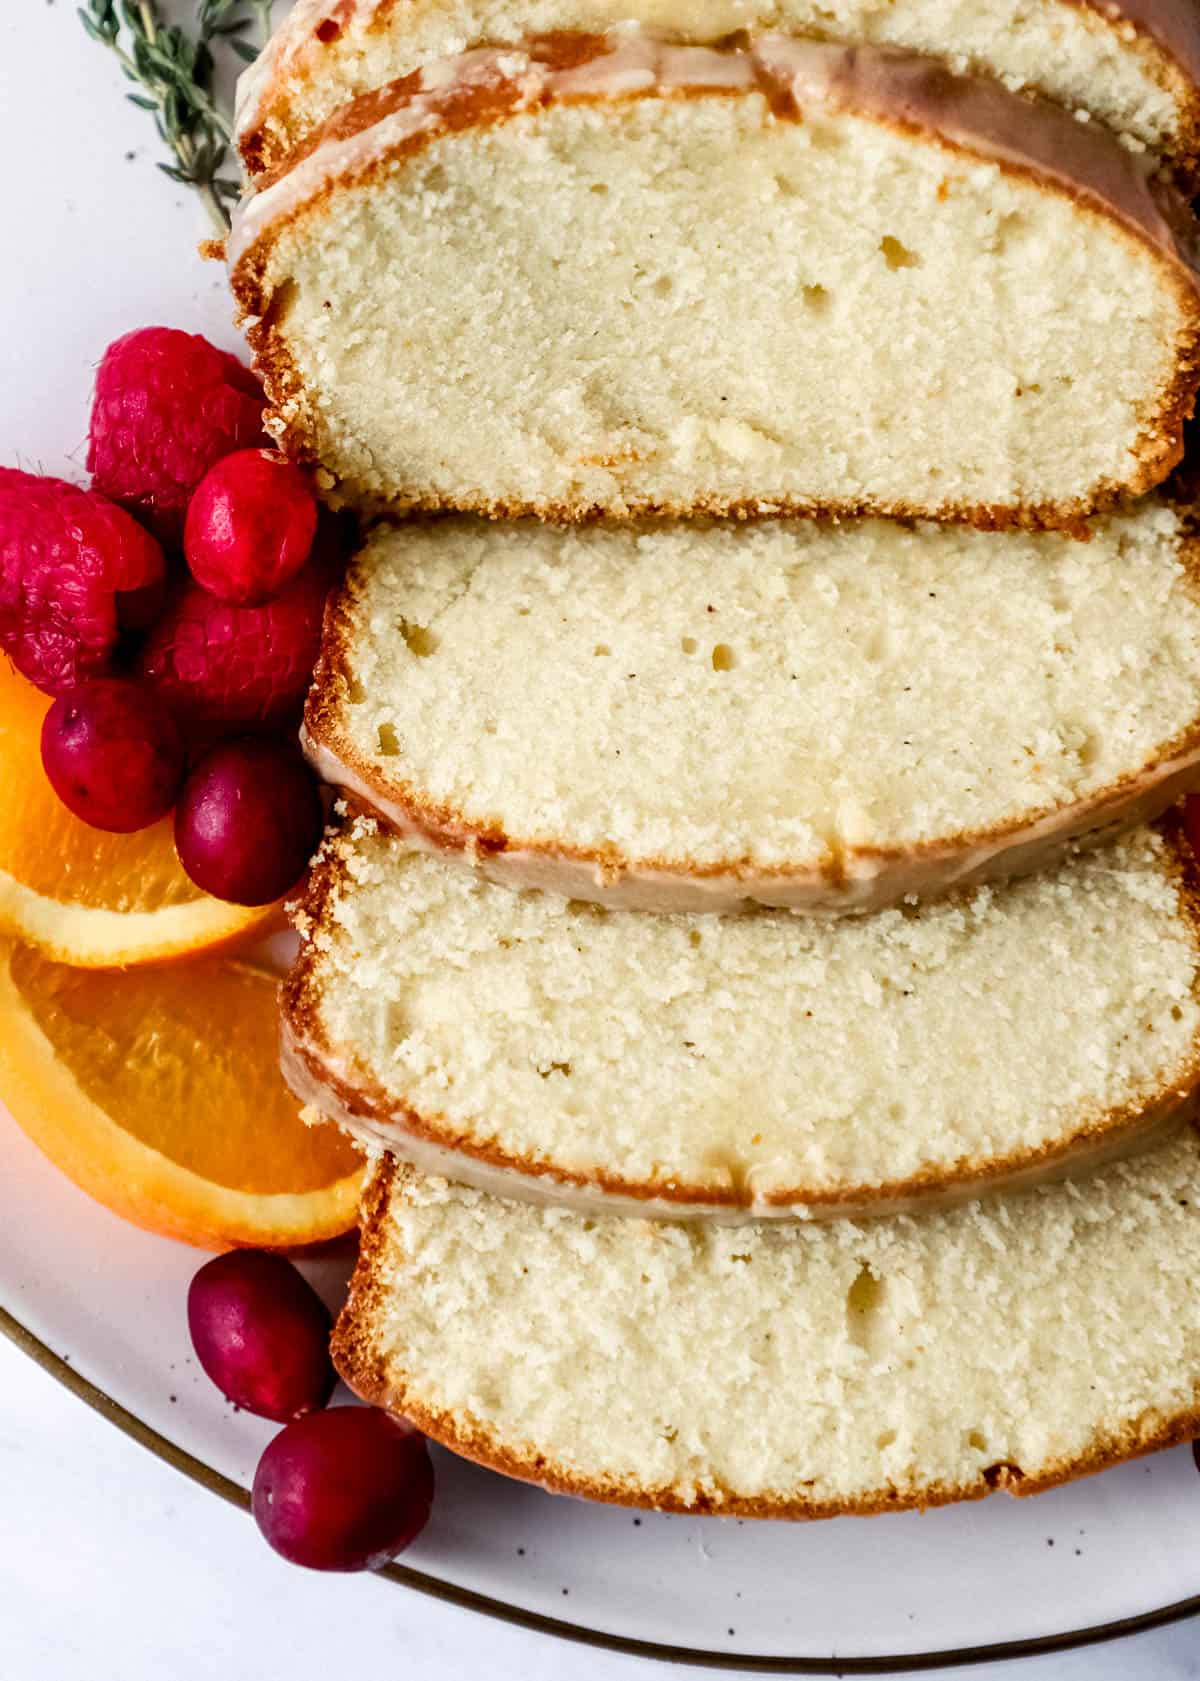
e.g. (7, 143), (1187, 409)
(7, 1091), (1200, 1675)
(5, 5), (1200, 1668)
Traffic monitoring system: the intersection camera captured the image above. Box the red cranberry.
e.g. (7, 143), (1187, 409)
(40, 678), (185, 833)
(174, 735), (323, 906)
(185, 450), (318, 606)
(253, 1407), (434, 1571)
(187, 1251), (334, 1423)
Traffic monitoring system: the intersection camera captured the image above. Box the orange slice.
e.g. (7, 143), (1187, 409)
(0, 661), (276, 966)
(0, 937), (364, 1247)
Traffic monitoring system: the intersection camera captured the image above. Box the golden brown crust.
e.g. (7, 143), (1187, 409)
(330, 1154), (1200, 1518)
(239, 25), (1200, 231)
(263, 432), (1200, 533)
(1073, 0), (1200, 190)
(237, 1), (1200, 187)
(240, 306), (1199, 534)
(229, 33), (1200, 531)
(280, 810), (1200, 1217)
(1090, 0), (1200, 91)
(302, 525), (1200, 916)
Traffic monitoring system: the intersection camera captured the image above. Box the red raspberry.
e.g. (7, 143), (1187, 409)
(138, 555), (334, 733)
(0, 468), (167, 695)
(88, 327), (267, 545)
(185, 449), (318, 605)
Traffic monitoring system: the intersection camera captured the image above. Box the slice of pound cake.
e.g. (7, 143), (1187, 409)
(282, 816), (1200, 1219)
(333, 1132), (1200, 1516)
(306, 505), (1200, 915)
(236, 0), (1200, 180)
(228, 34), (1200, 527)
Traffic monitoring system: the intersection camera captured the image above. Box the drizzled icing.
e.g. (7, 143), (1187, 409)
(235, 0), (351, 129)
(228, 28), (1200, 281)
(1084, 0), (1200, 88)
(234, 0), (1200, 160)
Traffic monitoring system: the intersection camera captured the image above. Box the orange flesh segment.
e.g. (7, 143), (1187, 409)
(9, 944), (360, 1196)
(0, 661), (275, 959)
(0, 662), (197, 908)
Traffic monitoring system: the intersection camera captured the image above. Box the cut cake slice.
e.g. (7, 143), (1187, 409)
(306, 504), (1200, 915)
(333, 1131), (1200, 1516)
(282, 816), (1200, 1219)
(236, 0), (1200, 181)
(228, 34), (1200, 528)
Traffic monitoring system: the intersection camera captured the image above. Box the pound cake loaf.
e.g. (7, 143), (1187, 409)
(282, 816), (1200, 1219)
(307, 505), (1200, 915)
(229, 34), (1200, 527)
(333, 1131), (1200, 1516)
(237, 0), (1200, 180)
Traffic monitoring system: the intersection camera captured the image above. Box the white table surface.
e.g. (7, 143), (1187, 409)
(3, 4), (1200, 1675)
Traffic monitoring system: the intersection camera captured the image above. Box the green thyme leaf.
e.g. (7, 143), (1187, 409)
(79, 0), (273, 234)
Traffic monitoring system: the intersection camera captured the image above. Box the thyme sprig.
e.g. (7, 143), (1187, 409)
(78, 0), (271, 234)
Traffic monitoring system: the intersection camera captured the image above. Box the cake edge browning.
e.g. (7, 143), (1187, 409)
(227, 33), (1200, 530)
(301, 522), (1200, 916)
(330, 1153), (1200, 1518)
(235, 0), (1200, 183)
(279, 813), (1200, 1220)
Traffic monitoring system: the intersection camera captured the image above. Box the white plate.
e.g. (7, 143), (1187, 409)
(3, 4), (1200, 1670)
(6, 1097), (1200, 1672)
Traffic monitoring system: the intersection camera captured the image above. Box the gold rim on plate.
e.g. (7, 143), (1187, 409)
(2, 1298), (1197, 1673)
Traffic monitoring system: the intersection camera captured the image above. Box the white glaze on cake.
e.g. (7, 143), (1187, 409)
(229, 31), (1199, 272)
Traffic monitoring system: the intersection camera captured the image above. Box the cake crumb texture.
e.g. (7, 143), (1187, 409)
(309, 506), (1200, 902)
(236, 82), (1200, 524)
(238, 0), (1200, 178)
(285, 821), (1200, 1211)
(334, 1131), (1200, 1514)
